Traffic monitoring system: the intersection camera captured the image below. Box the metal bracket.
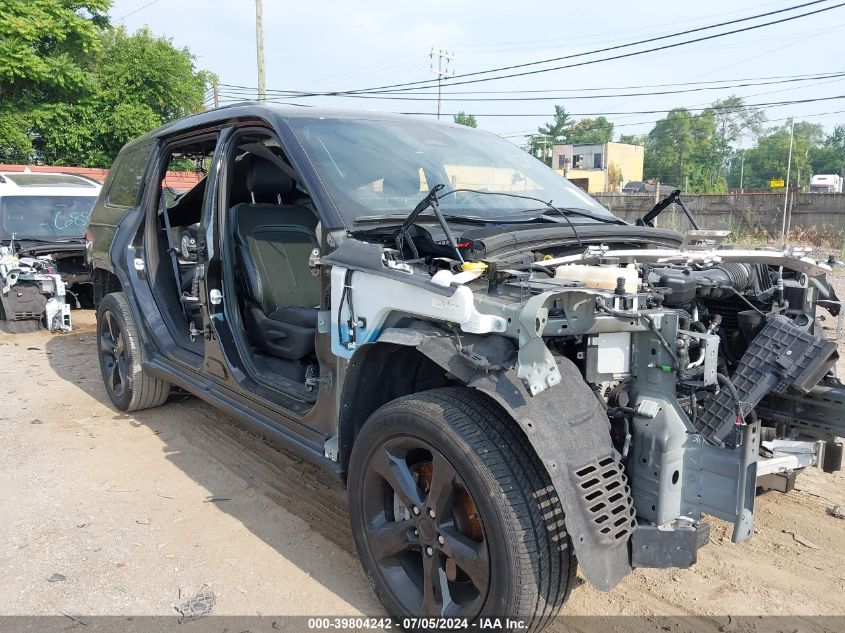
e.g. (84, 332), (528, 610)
(631, 518), (710, 569)
(324, 435), (339, 462)
(680, 229), (731, 249)
(189, 322), (213, 342)
(514, 291), (562, 396)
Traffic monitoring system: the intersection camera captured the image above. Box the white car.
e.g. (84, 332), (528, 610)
(0, 171), (101, 331)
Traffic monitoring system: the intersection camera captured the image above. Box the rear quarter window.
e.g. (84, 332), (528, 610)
(105, 142), (155, 208)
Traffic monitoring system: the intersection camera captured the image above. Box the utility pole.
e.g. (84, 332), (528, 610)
(255, 0), (266, 102)
(212, 78), (220, 109)
(796, 147), (810, 192)
(529, 134), (553, 165)
(780, 117), (795, 244)
(739, 150), (745, 193)
(429, 48), (454, 119)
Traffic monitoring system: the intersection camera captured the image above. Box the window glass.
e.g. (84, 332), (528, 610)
(0, 195), (97, 239)
(288, 117), (615, 222)
(4, 173), (97, 188)
(107, 143), (154, 208)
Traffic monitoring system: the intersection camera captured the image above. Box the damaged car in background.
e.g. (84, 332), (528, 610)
(87, 105), (844, 629)
(0, 171), (101, 332)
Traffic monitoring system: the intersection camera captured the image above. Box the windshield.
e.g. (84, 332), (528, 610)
(288, 117), (618, 223)
(0, 195), (97, 240)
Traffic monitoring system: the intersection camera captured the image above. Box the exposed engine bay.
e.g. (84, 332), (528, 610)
(0, 245), (72, 331)
(323, 216), (844, 577)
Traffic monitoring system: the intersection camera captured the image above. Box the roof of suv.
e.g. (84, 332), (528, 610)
(122, 102), (467, 150)
(0, 171), (101, 196)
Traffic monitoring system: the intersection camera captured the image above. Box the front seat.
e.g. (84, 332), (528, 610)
(230, 155), (320, 360)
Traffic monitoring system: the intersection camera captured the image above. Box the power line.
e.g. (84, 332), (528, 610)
(596, 19), (845, 123)
(260, 0), (845, 97)
(394, 0), (836, 86)
(496, 108), (845, 138)
(216, 72), (845, 103)
(220, 69), (845, 98)
(213, 92), (845, 119)
(239, 94), (845, 117)
(114, 0), (163, 22)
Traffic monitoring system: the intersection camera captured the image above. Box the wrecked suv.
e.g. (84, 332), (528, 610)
(0, 171), (100, 332)
(88, 104), (844, 628)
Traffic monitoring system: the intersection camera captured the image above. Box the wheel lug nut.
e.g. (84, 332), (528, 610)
(438, 535), (444, 545)
(428, 508), (435, 518)
(426, 546), (433, 556)
(412, 506), (420, 515)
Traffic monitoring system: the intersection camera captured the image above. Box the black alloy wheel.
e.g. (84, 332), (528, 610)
(348, 388), (575, 631)
(96, 292), (170, 412)
(99, 309), (128, 400)
(361, 436), (489, 617)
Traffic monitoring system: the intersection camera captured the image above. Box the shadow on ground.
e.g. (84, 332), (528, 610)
(44, 324), (370, 612)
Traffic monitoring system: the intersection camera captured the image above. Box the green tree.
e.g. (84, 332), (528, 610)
(453, 111), (477, 127)
(0, 0), (110, 160)
(617, 133), (647, 146)
(607, 162), (623, 192)
(530, 106), (574, 164)
(537, 105), (574, 142)
(732, 121), (824, 189)
(567, 116), (614, 144)
(705, 95), (766, 184)
(0, 3), (210, 166)
(0, 0), (109, 101)
(809, 124), (845, 177)
(643, 108), (723, 192)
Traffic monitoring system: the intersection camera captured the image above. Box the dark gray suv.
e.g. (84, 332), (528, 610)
(87, 103), (844, 629)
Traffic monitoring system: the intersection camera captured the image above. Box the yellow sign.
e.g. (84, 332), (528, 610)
(770, 178), (785, 189)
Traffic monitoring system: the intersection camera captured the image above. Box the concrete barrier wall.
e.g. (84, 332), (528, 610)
(592, 193), (845, 238)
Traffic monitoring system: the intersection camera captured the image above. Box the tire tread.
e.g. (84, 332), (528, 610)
(98, 292), (170, 411)
(370, 388), (575, 632)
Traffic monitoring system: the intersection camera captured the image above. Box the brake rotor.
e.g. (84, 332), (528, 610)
(417, 460), (483, 581)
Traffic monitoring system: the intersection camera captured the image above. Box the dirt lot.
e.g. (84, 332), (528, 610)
(1, 279), (844, 628)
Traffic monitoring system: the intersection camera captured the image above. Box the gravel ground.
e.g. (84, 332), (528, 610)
(1, 274), (844, 628)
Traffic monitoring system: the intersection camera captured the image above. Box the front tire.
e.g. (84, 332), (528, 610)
(347, 388), (575, 631)
(96, 292), (170, 411)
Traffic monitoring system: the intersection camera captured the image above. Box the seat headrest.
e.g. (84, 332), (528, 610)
(245, 155), (295, 197)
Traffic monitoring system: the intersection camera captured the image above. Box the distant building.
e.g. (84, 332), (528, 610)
(552, 142), (644, 193)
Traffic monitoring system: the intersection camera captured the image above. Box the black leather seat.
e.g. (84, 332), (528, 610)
(231, 156), (320, 360)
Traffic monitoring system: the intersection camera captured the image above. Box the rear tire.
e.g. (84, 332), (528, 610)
(96, 292), (170, 411)
(347, 388), (575, 632)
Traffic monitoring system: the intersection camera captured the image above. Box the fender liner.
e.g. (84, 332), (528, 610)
(375, 328), (635, 591)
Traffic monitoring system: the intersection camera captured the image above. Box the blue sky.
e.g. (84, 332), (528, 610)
(110, 0), (845, 144)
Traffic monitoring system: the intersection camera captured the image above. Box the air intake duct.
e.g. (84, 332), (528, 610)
(692, 263), (752, 299)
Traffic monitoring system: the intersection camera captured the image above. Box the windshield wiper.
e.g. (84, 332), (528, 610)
(437, 188), (582, 246)
(355, 213), (553, 226)
(358, 186), (626, 253)
(395, 184), (465, 262)
(444, 188), (622, 224)
(543, 207), (625, 225)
